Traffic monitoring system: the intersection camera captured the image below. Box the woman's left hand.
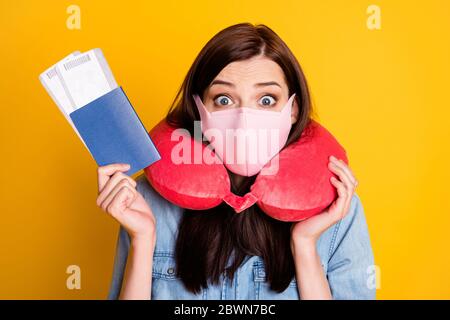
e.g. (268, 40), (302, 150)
(290, 155), (358, 249)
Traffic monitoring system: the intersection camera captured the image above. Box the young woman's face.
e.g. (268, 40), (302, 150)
(201, 56), (299, 124)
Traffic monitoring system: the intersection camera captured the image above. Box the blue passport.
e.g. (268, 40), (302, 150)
(69, 87), (161, 175)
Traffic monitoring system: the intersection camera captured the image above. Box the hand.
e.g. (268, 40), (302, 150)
(290, 156), (358, 251)
(96, 163), (156, 244)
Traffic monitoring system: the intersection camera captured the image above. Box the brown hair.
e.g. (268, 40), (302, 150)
(165, 22), (313, 294)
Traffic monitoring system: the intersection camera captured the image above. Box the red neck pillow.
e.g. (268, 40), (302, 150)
(144, 119), (348, 222)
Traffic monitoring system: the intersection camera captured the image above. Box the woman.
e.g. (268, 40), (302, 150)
(100, 23), (375, 300)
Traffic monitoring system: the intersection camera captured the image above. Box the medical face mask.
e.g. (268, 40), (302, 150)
(192, 93), (296, 176)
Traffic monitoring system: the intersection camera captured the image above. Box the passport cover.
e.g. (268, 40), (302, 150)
(69, 87), (161, 175)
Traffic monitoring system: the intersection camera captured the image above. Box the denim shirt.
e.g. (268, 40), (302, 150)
(108, 174), (376, 300)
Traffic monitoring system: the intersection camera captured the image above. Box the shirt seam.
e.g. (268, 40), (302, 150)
(328, 220), (342, 259)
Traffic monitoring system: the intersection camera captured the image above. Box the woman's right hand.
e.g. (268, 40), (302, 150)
(96, 163), (156, 244)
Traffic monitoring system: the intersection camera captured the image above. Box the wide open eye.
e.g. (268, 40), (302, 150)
(258, 95), (276, 107)
(213, 95), (233, 106)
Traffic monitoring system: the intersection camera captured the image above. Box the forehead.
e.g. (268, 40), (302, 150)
(212, 56), (287, 86)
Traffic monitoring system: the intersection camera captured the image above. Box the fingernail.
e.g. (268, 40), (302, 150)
(124, 164), (130, 169)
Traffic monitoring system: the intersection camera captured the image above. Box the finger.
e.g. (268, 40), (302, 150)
(96, 172), (136, 206)
(338, 160), (358, 187)
(107, 186), (136, 220)
(99, 180), (137, 213)
(331, 175), (354, 220)
(100, 179), (136, 212)
(104, 185), (137, 220)
(329, 156), (356, 187)
(328, 160), (356, 194)
(330, 156), (357, 186)
(97, 163), (130, 192)
(328, 176), (349, 219)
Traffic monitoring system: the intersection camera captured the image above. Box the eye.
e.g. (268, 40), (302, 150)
(258, 95), (276, 107)
(213, 95), (233, 106)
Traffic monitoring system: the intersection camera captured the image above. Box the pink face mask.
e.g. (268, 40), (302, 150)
(192, 93), (296, 176)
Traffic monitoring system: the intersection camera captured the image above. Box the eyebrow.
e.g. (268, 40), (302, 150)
(210, 79), (282, 88)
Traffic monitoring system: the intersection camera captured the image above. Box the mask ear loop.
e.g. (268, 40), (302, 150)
(192, 94), (211, 121)
(280, 93), (296, 114)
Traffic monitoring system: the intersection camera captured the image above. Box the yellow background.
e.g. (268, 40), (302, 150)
(0, 0), (449, 299)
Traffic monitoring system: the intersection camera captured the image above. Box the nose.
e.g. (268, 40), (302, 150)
(237, 96), (257, 109)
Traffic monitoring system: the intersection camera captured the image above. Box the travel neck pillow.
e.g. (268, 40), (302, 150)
(144, 119), (348, 222)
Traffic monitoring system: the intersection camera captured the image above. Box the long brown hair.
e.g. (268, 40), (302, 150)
(165, 23), (313, 294)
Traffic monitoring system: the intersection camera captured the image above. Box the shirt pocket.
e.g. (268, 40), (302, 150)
(151, 252), (207, 300)
(252, 263), (300, 300)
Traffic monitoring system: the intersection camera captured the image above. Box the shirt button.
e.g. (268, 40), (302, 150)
(167, 267), (175, 275)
